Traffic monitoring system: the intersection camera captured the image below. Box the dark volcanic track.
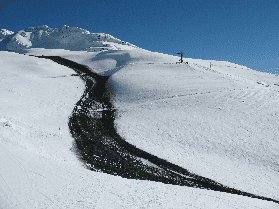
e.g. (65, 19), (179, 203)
(37, 56), (279, 204)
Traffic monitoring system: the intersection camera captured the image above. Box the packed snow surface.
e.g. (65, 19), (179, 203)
(0, 26), (278, 208)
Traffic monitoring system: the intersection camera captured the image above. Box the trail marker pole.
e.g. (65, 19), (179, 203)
(177, 52), (183, 63)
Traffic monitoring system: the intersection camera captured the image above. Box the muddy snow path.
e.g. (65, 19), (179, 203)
(36, 56), (279, 204)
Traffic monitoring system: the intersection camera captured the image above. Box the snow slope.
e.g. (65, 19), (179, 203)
(55, 49), (279, 202)
(0, 26), (278, 208)
(111, 56), (279, 200)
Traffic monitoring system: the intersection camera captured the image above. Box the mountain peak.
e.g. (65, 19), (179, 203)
(0, 29), (14, 41)
(0, 25), (138, 53)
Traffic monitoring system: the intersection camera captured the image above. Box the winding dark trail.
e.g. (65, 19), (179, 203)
(37, 56), (279, 204)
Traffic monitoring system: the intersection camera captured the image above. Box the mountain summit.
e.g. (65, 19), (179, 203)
(0, 25), (138, 53)
(0, 29), (14, 42)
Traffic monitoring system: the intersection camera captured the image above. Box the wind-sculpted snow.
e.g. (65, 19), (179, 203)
(36, 56), (279, 205)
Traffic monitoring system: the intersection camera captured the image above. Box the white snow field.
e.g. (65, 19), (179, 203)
(1, 26), (279, 208)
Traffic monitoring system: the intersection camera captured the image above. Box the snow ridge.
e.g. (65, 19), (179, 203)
(0, 25), (139, 53)
(0, 29), (14, 39)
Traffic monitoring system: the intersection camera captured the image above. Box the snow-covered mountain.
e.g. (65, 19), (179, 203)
(0, 29), (14, 46)
(0, 25), (138, 53)
(0, 25), (279, 208)
(0, 29), (14, 37)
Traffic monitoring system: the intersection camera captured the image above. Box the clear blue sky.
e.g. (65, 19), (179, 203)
(1, 0), (279, 73)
